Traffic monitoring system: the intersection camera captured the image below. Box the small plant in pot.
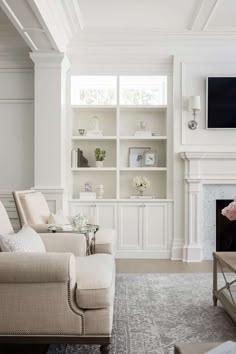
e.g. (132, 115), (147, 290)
(95, 148), (106, 168)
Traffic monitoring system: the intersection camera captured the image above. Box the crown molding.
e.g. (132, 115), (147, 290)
(30, 52), (64, 68)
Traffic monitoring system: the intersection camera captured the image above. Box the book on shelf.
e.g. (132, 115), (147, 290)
(80, 192), (96, 200)
(134, 131), (152, 137)
(129, 195), (155, 199)
(86, 130), (103, 137)
(71, 149), (78, 168)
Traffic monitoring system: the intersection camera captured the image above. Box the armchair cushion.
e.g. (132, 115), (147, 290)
(76, 254), (115, 309)
(0, 225), (46, 253)
(19, 192), (50, 224)
(95, 228), (116, 255)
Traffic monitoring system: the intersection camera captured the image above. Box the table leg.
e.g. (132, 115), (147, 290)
(86, 232), (91, 256)
(213, 254), (218, 306)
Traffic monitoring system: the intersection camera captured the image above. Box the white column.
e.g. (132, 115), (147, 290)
(30, 52), (70, 209)
(180, 153), (202, 261)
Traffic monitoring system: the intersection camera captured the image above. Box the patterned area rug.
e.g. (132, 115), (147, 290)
(48, 273), (236, 354)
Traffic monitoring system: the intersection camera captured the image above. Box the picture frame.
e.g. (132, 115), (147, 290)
(129, 147), (151, 168)
(143, 150), (158, 167)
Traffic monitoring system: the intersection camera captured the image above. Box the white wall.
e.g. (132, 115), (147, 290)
(0, 68), (34, 190)
(68, 44), (236, 260)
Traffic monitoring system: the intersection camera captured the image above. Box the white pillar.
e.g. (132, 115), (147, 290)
(30, 52), (70, 210)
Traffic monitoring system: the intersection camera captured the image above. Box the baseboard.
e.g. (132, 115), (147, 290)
(115, 249), (171, 259)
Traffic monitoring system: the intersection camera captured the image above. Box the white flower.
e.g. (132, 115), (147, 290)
(132, 176), (150, 189)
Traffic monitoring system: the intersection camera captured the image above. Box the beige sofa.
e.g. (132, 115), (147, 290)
(0, 200), (115, 353)
(13, 190), (115, 255)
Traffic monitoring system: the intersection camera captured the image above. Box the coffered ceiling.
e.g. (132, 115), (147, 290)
(0, 0), (236, 56)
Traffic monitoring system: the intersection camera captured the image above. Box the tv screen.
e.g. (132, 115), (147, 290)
(207, 77), (236, 128)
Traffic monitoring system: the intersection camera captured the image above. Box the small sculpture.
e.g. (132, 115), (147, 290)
(85, 182), (93, 192)
(91, 116), (100, 131)
(77, 148), (89, 167)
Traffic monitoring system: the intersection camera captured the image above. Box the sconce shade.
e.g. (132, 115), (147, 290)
(189, 96), (201, 111)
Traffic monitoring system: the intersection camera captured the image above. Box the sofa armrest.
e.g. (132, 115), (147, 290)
(0, 252), (75, 283)
(39, 233), (86, 256)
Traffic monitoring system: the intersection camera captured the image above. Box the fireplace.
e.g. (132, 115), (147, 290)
(216, 200), (236, 252)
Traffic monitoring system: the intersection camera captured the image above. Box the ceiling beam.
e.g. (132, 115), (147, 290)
(202, 0), (220, 31)
(189, 0), (221, 32)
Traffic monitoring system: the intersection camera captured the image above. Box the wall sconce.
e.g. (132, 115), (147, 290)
(188, 96), (201, 130)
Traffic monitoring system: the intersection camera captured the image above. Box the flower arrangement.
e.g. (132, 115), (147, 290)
(222, 198), (236, 221)
(132, 176), (150, 196)
(95, 148), (106, 161)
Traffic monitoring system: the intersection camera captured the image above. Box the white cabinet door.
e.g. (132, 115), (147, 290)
(118, 204), (142, 250)
(143, 203), (168, 250)
(69, 203), (94, 219)
(94, 203), (117, 230)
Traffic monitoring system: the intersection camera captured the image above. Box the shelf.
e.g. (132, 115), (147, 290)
(120, 136), (167, 140)
(71, 167), (116, 171)
(71, 105), (116, 109)
(120, 167), (167, 171)
(69, 198), (173, 203)
(119, 105), (167, 112)
(72, 136), (116, 141)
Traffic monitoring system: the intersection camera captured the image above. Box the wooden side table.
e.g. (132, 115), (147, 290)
(213, 252), (236, 322)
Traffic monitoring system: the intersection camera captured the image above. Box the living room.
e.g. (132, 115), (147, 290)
(0, 0), (236, 353)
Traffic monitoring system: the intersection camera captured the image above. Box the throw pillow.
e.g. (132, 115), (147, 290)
(0, 225), (46, 252)
(48, 210), (69, 225)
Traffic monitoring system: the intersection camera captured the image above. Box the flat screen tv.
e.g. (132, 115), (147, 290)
(207, 77), (236, 129)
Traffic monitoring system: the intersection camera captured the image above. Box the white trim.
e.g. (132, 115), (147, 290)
(115, 250), (171, 259)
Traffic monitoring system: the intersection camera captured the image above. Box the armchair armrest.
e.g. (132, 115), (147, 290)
(29, 224), (49, 233)
(0, 252), (75, 283)
(39, 233), (86, 256)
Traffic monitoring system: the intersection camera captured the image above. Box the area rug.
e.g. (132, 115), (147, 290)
(47, 273), (236, 354)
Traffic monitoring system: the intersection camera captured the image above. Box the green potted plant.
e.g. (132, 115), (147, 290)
(95, 148), (106, 168)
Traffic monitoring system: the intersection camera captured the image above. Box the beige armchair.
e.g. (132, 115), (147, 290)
(13, 190), (116, 255)
(0, 200), (115, 353)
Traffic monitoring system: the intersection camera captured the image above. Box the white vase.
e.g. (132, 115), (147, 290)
(96, 161), (103, 168)
(97, 184), (104, 199)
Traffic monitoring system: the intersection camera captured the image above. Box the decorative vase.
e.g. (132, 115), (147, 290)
(97, 184), (104, 199)
(137, 185), (146, 196)
(96, 161), (103, 168)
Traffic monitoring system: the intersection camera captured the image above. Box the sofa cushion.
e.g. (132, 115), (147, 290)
(20, 192), (50, 224)
(0, 225), (46, 253)
(76, 254), (115, 309)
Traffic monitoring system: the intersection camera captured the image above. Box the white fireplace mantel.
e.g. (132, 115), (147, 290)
(180, 151), (236, 262)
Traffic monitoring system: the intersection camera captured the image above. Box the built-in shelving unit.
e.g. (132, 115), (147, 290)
(69, 75), (170, 201)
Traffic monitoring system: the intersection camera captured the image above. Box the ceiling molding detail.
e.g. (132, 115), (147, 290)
(0, 0), (58, 51)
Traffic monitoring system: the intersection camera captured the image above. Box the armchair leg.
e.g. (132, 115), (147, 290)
(100, 344), (110, 353)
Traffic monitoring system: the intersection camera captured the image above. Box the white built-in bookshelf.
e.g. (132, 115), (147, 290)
(69, 76), (170, 201)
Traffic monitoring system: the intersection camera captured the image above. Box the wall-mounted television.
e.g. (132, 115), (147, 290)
(207, 77), (236, 129)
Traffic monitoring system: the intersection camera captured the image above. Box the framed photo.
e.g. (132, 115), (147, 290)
(129, 147), (151, 167)
(143, 150), (158, 167)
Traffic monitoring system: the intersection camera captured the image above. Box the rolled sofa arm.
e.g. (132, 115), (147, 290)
(0, 252), (75, 283)
(39, 233), (86, 256)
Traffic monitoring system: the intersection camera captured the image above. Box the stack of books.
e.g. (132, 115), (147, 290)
(134, 131), (152, 137)
(80, 192), (96, 200)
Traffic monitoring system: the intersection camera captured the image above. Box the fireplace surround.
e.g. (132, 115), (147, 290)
(180, 152), (236, 262)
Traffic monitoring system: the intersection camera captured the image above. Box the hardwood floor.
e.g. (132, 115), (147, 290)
(0, 260), (212, 353)
(116, 259), (213, 273)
